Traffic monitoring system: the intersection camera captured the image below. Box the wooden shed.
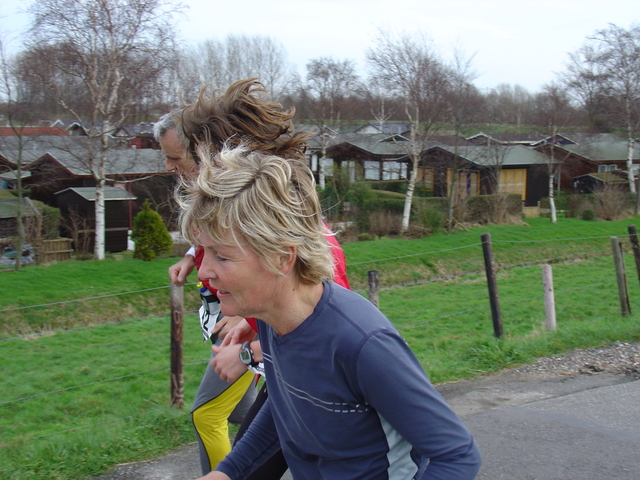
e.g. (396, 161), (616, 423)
(55, 186), (136, 253)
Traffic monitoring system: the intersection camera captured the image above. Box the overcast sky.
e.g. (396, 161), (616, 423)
(1, 0), (638, 93)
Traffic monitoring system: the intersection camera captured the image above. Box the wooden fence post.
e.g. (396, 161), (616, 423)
(481, 232), (503, 338)
(542, 264), (556, 331)
(170, 283), (184, 408)
(611, 236), (630, 316)
(368, 270), (379, 309)
(627, 224), (640, 285)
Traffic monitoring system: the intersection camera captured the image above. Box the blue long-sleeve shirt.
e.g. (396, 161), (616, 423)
(217, 281), (481, 479)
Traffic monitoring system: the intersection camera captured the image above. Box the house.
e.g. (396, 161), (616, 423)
(354, 123), (412, 136)
(0, 135), (174, 227)
(325, 133), (410, 181)
(305, 130), (477, 183)
(0, 126), (69, 137)
(113, 122), (158, 149)
(414, 145), (553, 206)
(466, 132), (547, 147)
(0, 169), (31, 190)
(535, 141), (640, 192)
(55, 186), (137, 253)
(49, 119), (89, 136)
(573, 172), (629, 194)
(0, 193), (41, 243)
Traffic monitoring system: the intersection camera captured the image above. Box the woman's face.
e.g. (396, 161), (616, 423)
(197, 232), (282, 320)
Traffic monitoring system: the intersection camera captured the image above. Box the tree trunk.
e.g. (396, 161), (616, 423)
(627, 137), (636, 194)
(319, 153), (326, 190)
(94, 178), (106, 260)
(15, 192), (25, 272)
(447, 143), (461, 233)
(401, 165), (417, 232)
(548, 174), (557, 224)
(14, 144), (25, 271)
(626, 98), (636, 194)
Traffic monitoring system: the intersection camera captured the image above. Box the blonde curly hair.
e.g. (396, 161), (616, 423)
(179, 144), (333, 285)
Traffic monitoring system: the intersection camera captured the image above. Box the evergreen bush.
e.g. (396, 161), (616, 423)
(581, 208), (596, 221)
(131, 200), (172, 261)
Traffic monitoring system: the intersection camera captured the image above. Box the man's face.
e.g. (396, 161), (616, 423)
(159, 128), (198, 179)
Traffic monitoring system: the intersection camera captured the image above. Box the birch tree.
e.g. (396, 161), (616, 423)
(565, 23), (640, 193)
(21, 0), (182, 259)
(366, 30), (451, 232)
(534, 83), (575, 223)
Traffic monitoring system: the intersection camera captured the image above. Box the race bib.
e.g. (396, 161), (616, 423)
(199, 291), (221, 342)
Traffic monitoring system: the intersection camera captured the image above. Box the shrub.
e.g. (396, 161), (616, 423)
(357, 232), (377, 241)
(466, 194), (522, 224)
(366, 180), (407, 194)
(565, 194), (595, 218)
(593, 184), (634, 221)
(131, 200), (172, 261)
(368, 211), (403, 237)
(414, 201), (444, 233)
(581, 208), (596, 221)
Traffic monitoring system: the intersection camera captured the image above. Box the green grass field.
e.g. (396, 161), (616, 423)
(1, 216), (640, 479)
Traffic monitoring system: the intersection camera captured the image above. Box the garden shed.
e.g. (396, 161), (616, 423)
(55, 186), (136, 253)
(0, 194), (41, 242)
(573, 172), (629, 194)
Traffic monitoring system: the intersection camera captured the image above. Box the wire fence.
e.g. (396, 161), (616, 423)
(2, 229), (639, 447)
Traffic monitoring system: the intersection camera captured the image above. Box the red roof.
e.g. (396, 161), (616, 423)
(0, 126), (69, 136)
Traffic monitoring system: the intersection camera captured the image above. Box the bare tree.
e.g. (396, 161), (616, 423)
(177, 35), (294, 103)
(0, 35), (34, 270)
(360, 75), (396, 129)
(19, 0), (182, 260)
(446, 48), (481, 231)
(562, 43), (609, 128)
(565, 23), (640, 193)
(483, 83), (535, 128)
(366, 30), (451, 232)
(300, 57), (359, 189)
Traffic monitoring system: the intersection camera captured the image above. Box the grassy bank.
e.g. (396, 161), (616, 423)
(1, 216), (640, 478)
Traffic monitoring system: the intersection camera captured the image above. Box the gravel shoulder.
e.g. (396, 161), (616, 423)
(437, 340), (640, 416)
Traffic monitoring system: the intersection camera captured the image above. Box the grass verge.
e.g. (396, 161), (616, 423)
(1, 216), (640, 478)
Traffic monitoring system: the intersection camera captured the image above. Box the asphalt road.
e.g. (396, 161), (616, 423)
(92, 370), (640, 480)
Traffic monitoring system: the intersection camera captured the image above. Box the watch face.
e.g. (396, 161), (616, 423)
(239, 348), (252, 365)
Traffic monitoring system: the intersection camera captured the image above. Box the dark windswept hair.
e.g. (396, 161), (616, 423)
(174, 78), (312, 165)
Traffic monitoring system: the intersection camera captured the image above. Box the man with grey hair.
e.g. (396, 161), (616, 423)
(154, 111), (258, 475)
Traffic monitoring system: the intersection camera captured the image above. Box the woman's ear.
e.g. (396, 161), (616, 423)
(278, 246), (297, 275)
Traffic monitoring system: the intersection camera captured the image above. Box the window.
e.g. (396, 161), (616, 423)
(598, 164), (618, 172)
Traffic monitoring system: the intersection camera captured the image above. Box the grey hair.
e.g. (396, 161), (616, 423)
(153, 110), (186, 146)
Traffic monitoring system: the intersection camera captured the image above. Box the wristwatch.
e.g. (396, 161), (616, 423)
(239, 341), (258, 367)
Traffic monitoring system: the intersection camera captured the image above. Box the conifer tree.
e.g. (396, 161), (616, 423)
(131, 200), (172, 261)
